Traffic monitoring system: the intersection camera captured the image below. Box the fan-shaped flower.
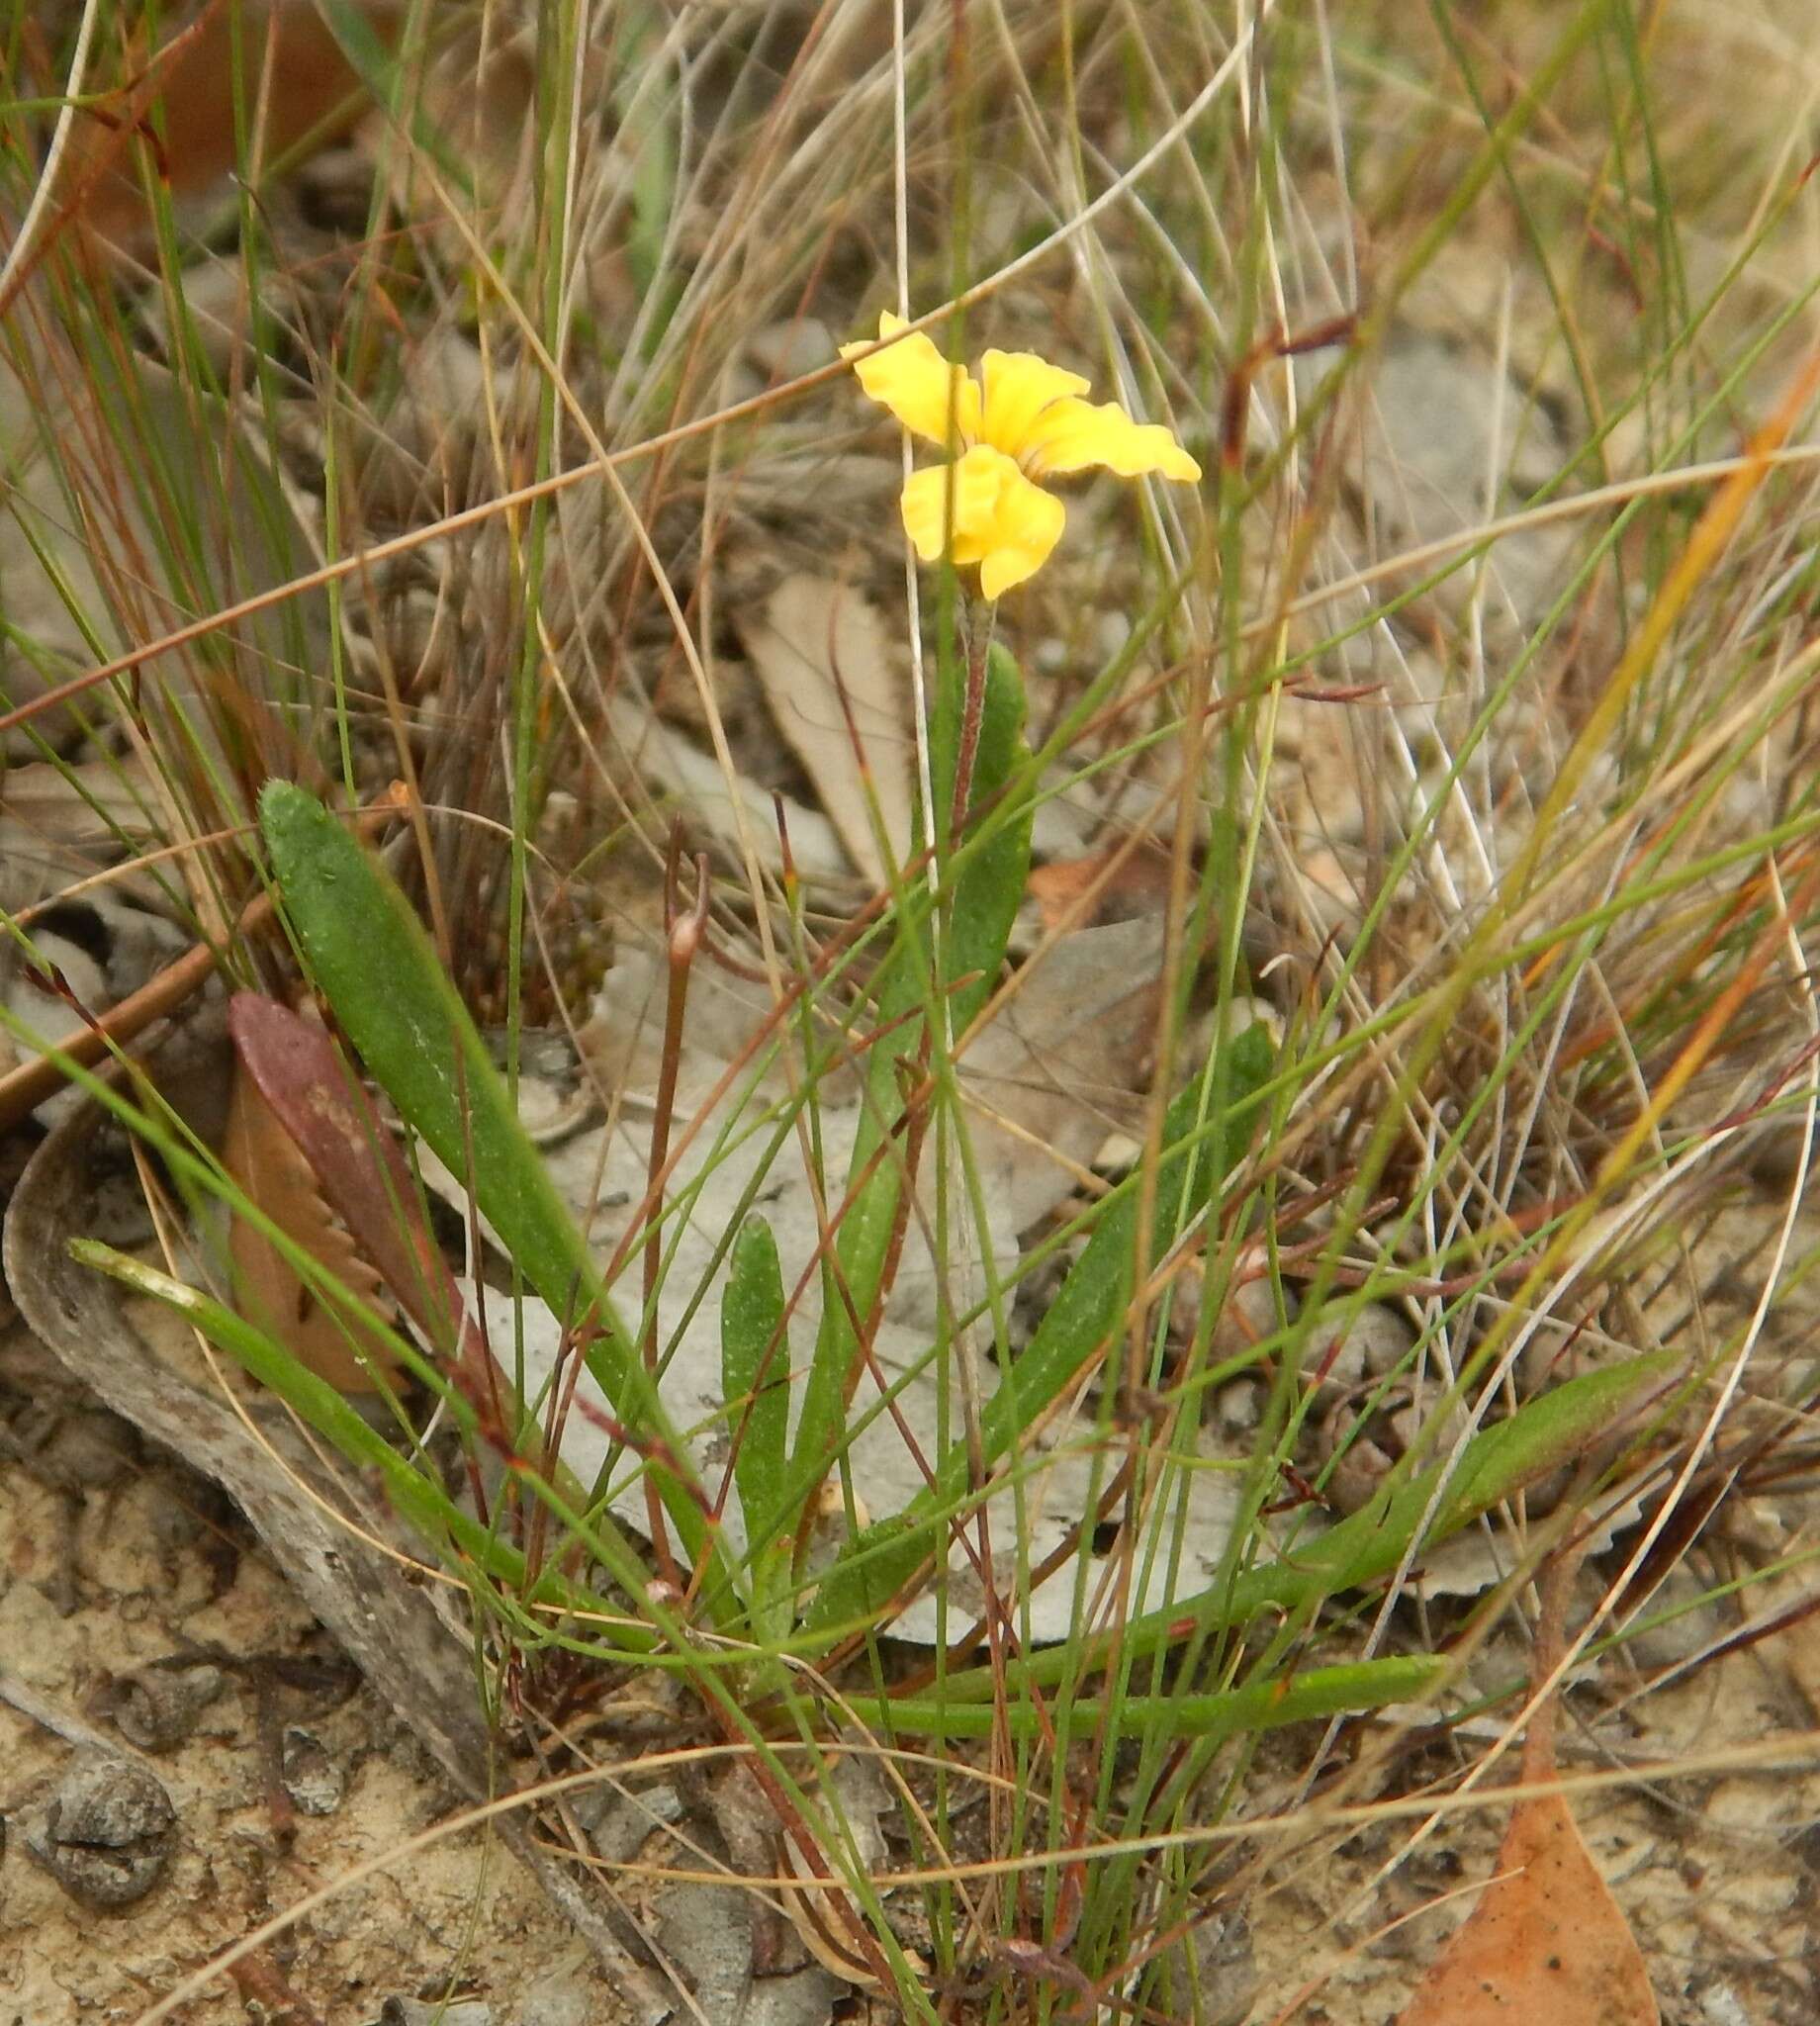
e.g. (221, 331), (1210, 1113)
(840, 312), (1201, 599)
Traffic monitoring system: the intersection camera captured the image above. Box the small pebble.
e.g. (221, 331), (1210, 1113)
(27, 1752), (176, 1909)
(281, 1726), (346, 1816)
(106, 1663), (226, 1754)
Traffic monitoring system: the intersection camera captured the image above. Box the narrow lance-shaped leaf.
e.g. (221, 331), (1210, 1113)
(256, 783), (710, 1566)
(721, 1213), (792, 1546)
(931, 641), (1036, 1035)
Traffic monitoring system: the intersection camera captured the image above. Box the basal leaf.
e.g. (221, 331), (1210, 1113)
(257, 783), (709, 1565)
(722, 1212), (792, 1548)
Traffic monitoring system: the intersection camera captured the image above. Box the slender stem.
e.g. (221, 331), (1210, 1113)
(639, 838), (710, 1591)
(946, 596), (997, 848)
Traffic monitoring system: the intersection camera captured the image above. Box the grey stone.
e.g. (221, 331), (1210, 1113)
(281, 1726), (347, 1816)
(27, 1752), (176, 1909)
(107, 1663), (226, 1754)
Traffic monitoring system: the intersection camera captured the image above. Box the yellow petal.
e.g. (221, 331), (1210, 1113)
(899, 445), (1065, 598)
(975, 463), (1065, 598)
(978, 348), (1090, 460)
(1018, 395), (1202, 482)
(840, 311), (980, 449)
(899, 444), (1013, 563)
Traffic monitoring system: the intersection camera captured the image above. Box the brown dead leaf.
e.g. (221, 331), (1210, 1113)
(1027, 839), (1178, 935)
(738, 573), (914, 889)
(223, 1044), (402, 1395)
(62, 1), (398, 256)
(1398, 1546), (1659, 2026)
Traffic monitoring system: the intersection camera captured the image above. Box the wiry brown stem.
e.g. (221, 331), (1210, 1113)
(947, 595), (996, 848)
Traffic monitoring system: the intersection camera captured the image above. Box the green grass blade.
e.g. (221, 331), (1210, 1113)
(802, 1023), (1276, 1637)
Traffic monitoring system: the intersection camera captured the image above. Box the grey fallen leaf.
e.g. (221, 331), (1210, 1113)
(605, 691), (848, 884)
(738, 573), (914, 888)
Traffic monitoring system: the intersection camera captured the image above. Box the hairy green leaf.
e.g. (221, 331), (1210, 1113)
(722, 1212), (792, 1547)
(257, 783), (709, 1566)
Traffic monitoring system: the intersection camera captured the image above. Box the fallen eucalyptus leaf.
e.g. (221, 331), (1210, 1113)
(1397, 1544), (1659, 2024)
(739, 574), (913, 889)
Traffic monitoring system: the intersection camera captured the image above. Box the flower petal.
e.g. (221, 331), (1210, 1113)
(899, 444), (1011, 563)
(840, 311), (980, 448)
(898, 444), (1066, 598)
(979, 348), (1090, 460)
(976, 464), (1065, 598)
(1018, 395), (1202, 482)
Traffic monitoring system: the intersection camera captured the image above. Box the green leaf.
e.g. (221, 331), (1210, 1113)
(801, 1023), (1277, 1639)
(932, 641), (1035, 1034)
(722, 1213), (792, 1547)
(939, 1345), (1685, 1698)
(848, 1652), (1449, 1741)
(256, 783), (709, 1566)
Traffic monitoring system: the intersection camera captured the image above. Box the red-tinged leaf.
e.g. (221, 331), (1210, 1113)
(227, 994), (479, 1391)
(222, 1044), (401, 1396)
(1398, 1546), (1659, 2026)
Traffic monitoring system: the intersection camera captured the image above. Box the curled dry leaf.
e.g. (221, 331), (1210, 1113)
(227, 993), (474, 1370)
(1397, 1545), (1659, 2026)
(222, 1040), (401, 1395)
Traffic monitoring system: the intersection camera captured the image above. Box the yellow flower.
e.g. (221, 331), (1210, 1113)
(839, 312), (1201, 599)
